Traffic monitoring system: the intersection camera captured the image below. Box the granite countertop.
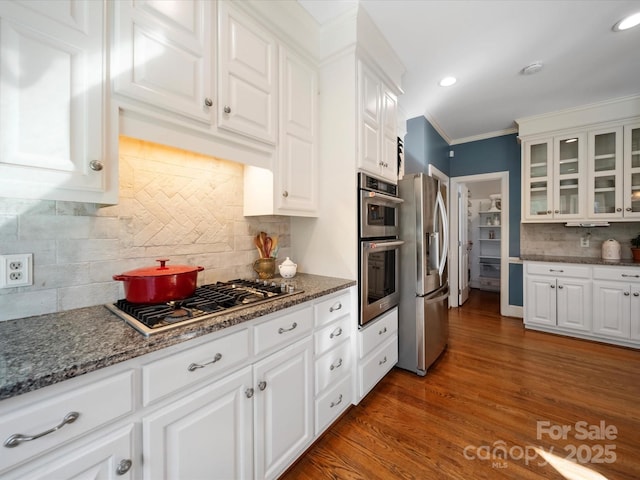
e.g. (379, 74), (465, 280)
(0, 273), (355, 401)
(520, 254), (640, 267)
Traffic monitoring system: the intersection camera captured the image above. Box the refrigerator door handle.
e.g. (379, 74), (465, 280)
(423, 287), (449, 305)
(436, 190), (449, 277)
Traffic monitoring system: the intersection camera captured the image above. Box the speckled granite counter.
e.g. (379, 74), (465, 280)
(0, 273), (355, 401)
(520, 254), (640, 267)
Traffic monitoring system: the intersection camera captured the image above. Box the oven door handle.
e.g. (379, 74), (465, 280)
(365, 240), (405, 249)
(364, 191), (404, 204)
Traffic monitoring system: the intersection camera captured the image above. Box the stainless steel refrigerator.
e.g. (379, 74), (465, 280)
(397, 173), (449, 375)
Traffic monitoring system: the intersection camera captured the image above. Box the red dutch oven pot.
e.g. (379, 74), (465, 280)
(113, 259), (205, 303)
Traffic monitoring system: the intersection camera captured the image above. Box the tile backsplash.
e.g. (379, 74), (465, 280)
(521, 222), (640, 259)
(0, 136), (290, 321)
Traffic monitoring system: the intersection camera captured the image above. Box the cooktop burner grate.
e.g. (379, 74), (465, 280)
(106, 279), (301, 336)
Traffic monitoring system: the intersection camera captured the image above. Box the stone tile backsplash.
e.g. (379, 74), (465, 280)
(0, 137), (290, 321)
(521, 222), (640, 259)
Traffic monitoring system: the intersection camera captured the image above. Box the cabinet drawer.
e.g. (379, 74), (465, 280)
(314, 291), (351, 328)
(358, 308), (398, 359)
(142, 329), (249, 405)
(0, 371), (133, 472)
(358, 335), (397, 399)
(315, 374), (352, 435)
(254, 305), (313, 356)
(593, 266), (640, 282)
(314, 314), (351, 356)
(315, 341), (351, 395)
(526, 263), (590, 278)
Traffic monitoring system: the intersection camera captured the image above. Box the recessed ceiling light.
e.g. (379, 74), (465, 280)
(439, 76), (457, 87)
(613, 12), (640, 31)
(520, 62), (543, 75)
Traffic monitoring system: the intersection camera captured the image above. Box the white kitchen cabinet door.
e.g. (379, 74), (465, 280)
(276, 46), (318, 215)
(253, 337), (313, 480)
(631, 286), (640, 341)
(113, 0), (214, 124)
(623, 123), (640, 218)
(592, 281), (630, 339)
(0, 0), (113, 203)
(358, 61), (382, 176)
(587, 127), (623, 219)
(522, 139), (553, 221)
(380, 87), (399, 182)
(556, 278), (591, 332)
(553, 133), (586, 220)
(524, 276), (556, 326)
(143, 366), (253, 480)
(5, 425), (135, 480)
(218, 1), (277, 145)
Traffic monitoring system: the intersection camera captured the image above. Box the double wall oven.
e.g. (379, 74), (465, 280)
(358, 173), (404, 326)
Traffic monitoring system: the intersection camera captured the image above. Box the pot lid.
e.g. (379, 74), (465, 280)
(280, 257), (296, 266)
(119, 259), (202, 277)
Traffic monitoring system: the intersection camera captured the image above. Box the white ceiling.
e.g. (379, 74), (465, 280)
(298, 0), (640, 144)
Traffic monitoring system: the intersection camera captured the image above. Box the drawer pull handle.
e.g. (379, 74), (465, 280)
(379, 326), (387, 335)
(549, 269), (564, 273)
(622, 274), (640, 278)
(116, 459), (132, 476)
(379, 356), (388, 366)
(330, 394), (343, 408)
(329, 302), (342, 313)
(330, 358), (343, 371)
(188, 352), (222, 372)
(330, 327), (343, 339)
(278, 322), (297, 334)
(4, 411), (80, 448)
(258, 381), (267, 391)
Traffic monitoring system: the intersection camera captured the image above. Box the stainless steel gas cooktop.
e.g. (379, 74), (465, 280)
(106, 279), (302, 337)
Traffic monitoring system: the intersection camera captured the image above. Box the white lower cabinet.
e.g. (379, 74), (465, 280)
(524, 262), (640, 347)
(143, 366), (253, 480)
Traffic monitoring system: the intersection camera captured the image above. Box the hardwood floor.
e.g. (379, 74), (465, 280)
(282, 289), (640, 479)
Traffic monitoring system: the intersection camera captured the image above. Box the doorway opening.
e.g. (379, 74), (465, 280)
(450, 172), (509, 316)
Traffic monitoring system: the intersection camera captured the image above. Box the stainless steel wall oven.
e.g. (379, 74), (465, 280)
(358, 173), (403, 326)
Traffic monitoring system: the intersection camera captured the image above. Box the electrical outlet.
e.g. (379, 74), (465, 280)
(0, 254), (33, 288)
(580, 236), (590, 247)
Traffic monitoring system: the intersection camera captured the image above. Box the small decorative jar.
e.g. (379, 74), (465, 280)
(278, 257), (297, 278)
(253, 258), (276, 279)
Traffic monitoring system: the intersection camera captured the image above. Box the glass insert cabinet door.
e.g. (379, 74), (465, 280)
(624, 124), (640, 218)
(588, 127), (623, 218)
(525, 140), (552, 218)
(554, 134), (584, 218)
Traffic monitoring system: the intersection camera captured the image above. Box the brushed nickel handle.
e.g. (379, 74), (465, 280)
(330, 394), (343, 408)
(379, 356), (388, 366)
(245, 388), (254, 398)
(622, 274), (640, 278)
(329, 358), (343, 371)
(223, 105), (231, 114)
(626, 207), (632, 212)
(329, 327), (343, 339)
(258, 381), (267, 391)
(379, 326), (387, 335)
(89, 160), (103, 171)
(204, 97), (213, 107)
(116, 459), (132, 476)
(282, 190), (289, 198)
(547, 210), (552, 214)
(549, 269), (564, 273)
(616, 207), (622, 212)
(278, 322), (297, 334)
(634, 292), (639, 297)
(624, 291), (630, 296)
(554, 210), (559, 214)
(550, 284), (555, 289)
(4, 412), (80, 448)
(329, 302), (342, 312)
(558, 285), (564, 289)
(188, 353), (222, 371)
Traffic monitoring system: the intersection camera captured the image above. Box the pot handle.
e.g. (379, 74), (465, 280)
(113, 274), (127, 281)
(196, 266), (205, 272)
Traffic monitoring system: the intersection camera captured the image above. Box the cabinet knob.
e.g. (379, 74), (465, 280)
(258, 381), (267, 391)
(557, 285), (564, 289)
(89, 160), (103, 172)
(634, 292), (639, 297)
(623, 291), (630, 296)
(554, 210), (559, 214)
(282, 190), (289, 198)
(550, 284), (555, 289)
(626, 207), (632, 212)
(547, 210), (552, 214)
(223, 105), (231, 114)
(245, 388), (254, 398)
(204, 97), (213, 107)
(116, 459), (132, 476)
(616, 207), (622, 212)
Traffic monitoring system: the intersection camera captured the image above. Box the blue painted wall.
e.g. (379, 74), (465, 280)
(404, 116), (449, 175)
(404, 117), (523, 308)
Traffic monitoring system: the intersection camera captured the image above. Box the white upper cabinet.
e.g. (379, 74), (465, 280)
(587, 127), (623, 219)
(0, 0), (115, 203)
(358, 61), (398, 183)
(623, 124), (640, 219)
(113, 0), (214, 124)
(218, 1), (277, 145)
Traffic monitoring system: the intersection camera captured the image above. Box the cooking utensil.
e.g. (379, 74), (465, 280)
(264, 236), (273, 258)
(113, 259), (204, 303)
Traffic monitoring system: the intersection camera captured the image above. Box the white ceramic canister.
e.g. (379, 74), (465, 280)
(278, 257), (297, 278)
(601, 239), (621, 260)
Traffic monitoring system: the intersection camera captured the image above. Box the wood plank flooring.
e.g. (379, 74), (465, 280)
(282, 289), (640, 479)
